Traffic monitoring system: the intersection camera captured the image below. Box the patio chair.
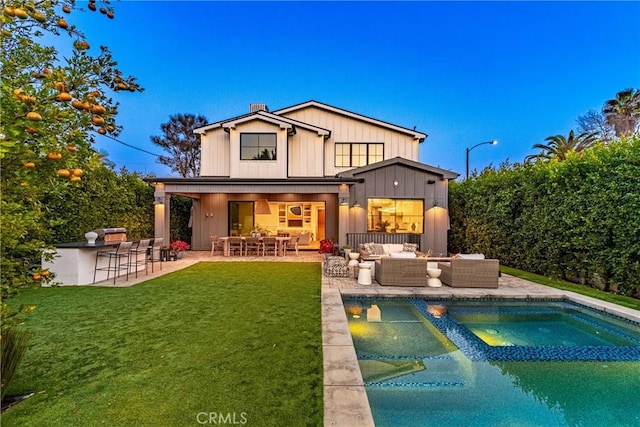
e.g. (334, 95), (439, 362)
(286, 235), (300, 256)
(437, 258), (499, 288)
(262, 237), (278, 256)
(227, 236), (243, 256)
(210, 235), (224, 255)
(244, 237), (262, 256)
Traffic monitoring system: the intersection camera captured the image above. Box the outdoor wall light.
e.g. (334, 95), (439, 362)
(353, 200), (361, 208)
(339, 197), (349, 206)
(426, 179), (436, 185)
(153, 196), (164, 205)
(393, 181), (399, 186)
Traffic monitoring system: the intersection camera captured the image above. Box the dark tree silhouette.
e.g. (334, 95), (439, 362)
(151, 114), (208, 177)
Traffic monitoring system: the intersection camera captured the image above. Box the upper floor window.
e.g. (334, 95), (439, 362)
(335, 143), (383, 167)
(240, 133), (277, 160)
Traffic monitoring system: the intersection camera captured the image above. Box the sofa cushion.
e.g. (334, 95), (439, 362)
(389, 251), (417, 259)
(456, 253), (485, 259)
(382, 243), (404, 255)
(402, 242), (418, 253)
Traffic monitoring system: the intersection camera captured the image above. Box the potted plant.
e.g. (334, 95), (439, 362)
(170, 240), (191, 259)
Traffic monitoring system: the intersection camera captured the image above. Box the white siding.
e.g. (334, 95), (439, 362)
(282, 106), (420, 176)
(200, 128), (230, 177)
(230, 121), (287, 179)
(288, 128), (325, 177)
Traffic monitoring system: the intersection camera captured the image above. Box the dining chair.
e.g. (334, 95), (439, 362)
(262, 237), (277, 256)
(244, 237), (262, 256)
(227, 236), (243, 256)
(210, 236), (224, 255)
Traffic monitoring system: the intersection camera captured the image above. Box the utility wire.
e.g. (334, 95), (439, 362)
(100, 133), (162, 158)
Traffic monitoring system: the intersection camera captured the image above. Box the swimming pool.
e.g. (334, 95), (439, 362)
(344, 298), (640, 426)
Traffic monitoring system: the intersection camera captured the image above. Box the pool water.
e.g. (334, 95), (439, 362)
(345, 298), (640, 427)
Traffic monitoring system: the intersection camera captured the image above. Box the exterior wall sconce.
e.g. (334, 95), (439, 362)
(393, 181), (399, 187)
(352, 200), (361, 208)
(153, 196), (164, 205)
(339, 196), (349, 206)
(426, 179), (436, 185)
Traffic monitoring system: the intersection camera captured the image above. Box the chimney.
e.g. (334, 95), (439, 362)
(250, 103), (268, 113)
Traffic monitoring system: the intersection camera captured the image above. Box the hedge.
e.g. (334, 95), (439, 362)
(449, 136), (640, 297)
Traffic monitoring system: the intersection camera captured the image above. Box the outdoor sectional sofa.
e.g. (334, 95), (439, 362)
(437, 257), (499, 288)
(374, 257), (429, 287)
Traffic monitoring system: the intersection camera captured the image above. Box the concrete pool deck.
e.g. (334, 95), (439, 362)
(77, 251), (640, 427)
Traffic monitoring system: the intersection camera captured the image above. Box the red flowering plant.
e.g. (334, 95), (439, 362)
(170, 240), (191, 252)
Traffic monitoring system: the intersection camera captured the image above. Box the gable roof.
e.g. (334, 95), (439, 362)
(338, 156), (459, 180)
(272, 100), (428, 142)
(194, 100), (427, 142)
(194, 110), (331, 137)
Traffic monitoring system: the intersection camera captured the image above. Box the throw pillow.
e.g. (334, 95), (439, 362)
(371, 243), (385, 255)
(362, 242), (375, 254)
(402, 242), (418, 253)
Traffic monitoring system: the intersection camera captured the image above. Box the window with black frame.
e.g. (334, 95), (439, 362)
(335, 143), (383, 167)
(240, 133), (277, 160)
(367, 198), (424, 233)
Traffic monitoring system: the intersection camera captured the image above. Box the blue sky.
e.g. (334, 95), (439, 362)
(63, 1), (640, 178)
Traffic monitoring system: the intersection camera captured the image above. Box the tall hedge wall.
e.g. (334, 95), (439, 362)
(449, 136), (640, 297)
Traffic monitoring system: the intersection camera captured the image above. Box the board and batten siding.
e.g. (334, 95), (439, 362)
(200, 128), (230, 177)
(229, 121), (288, 179)
(281, 106), (420, 176)
(348, 163), (450, 254)
(287, 128), (325, 177)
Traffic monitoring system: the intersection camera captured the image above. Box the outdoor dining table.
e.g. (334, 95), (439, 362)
(218, 236), (291, 257)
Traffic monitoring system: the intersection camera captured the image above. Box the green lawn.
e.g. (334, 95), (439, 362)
(3, 262), (323, 427)
(501, 266), (640, 311)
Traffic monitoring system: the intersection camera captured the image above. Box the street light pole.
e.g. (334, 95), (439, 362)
(466, 140), (498, 179)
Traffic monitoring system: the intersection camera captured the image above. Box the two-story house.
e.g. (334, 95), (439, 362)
(147, 100), (458, 253)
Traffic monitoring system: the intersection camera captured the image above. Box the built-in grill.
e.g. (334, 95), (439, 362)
(93, 227), (127, 243)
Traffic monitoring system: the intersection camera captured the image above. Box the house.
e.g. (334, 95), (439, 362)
(146, 100), (458, 253)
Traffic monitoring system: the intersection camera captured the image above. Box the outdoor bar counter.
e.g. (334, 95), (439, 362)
(42, 241), (123, 286)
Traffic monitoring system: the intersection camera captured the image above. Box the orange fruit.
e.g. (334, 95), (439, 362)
(97, 128), (106, 135)
(70, 176), (81, 182)
(66, 145), (77, 152)
(56, 92), (72, 102)
(72, 168), (83, 176)
(24, 161), (36, 169)
(91, 104), (106, 114)
(57, 169), (71, 177)
(26, 126), (38, 134)
(57, 19), (68, 29)
(54, 81), (65, 91)
(32, 11), (46, 22)
(26, 111), (42, 121)
(41, 270), (50, 277)
(32, 273), (42, 280)
(71, 100), (85, 110)
(47, 152), (62, 160)
(14, 8), (28, 19)
(91, 116), (104, 125)
(88, 3), (96, 11)
(62, 5), (71, 13)
(107, 10), (114, 19)
(3, 7), (16, 17)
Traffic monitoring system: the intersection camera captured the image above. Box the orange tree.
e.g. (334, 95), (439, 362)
(1, 2), (142, 315)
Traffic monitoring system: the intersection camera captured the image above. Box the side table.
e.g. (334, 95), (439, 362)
(357, 262), (372, 285)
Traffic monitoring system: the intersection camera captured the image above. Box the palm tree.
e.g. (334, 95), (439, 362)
(603, 88), (640, 137)
(525, 130), (598, 162)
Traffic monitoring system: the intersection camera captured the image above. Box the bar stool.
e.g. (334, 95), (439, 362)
(148, 237), (163, 272)
(129, 239), (151, 278)
(93, 241), (133, 284)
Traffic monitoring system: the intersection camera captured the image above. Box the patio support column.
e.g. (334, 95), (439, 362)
(153, 183), (169, 240)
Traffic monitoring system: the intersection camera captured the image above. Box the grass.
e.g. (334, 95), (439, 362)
(501, 266), (640, 311)
(2, 262), (323, 426)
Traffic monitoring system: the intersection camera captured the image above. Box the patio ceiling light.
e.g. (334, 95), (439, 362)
(255, 199), (271, 215)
